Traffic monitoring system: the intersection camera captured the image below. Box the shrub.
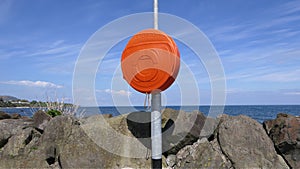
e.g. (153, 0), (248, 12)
(47, 109), (62, 117)
(33, 95), (86, 118)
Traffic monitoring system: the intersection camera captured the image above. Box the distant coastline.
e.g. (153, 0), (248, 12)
(0, 95), (73, 108)
(1, 107), (31, 109)
(1, 105), (299, 123)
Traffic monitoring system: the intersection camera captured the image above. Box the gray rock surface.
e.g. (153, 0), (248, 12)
(0, 118), (32, 148)
(264, 113), (300, 169)
(0, 110), (296, 169)
(161, 108), (217, 155)
(32, 110), (52, 131)
(0, 111), (11, 120)
(123, 109), (217, 156)
(166, 154), (176, 168)
(0, 115), (151, 168)
(10, 113), (21, 119)
(175, 138), (232, 168)
(1, 127), (41, 157)
(81, 113), (151, 168)
(217, 115), (289, 169)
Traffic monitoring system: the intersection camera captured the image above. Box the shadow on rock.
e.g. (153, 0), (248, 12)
(126, 110), (210, 156)
(126, 111), (175, 151)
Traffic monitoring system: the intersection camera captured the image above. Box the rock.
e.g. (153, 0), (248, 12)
(125, 109), (218, 156)
(0, 111), (11, 120)
(0, 119), (32, 149)
(81, 113), (151, 168)
(0, 118), (44, 169)
(1, 109), (294, 169)
(0, 115), (152, 168)
(126, 111), (151, 149)
(103, 114), (113, 118)
(11, 113), (21, 119)
(162, 155), (168, 168)
(217, 115), (289, 168)
(166, 154), (176, 168)
(161, 109), (217, 156)
(1, 127), (41, 157)
(175, 138), (232, 168)
(83, 114), (113, 121)
(22, 116), (32, 120)
(263, 113), (300, 168)
(0, 156), (50, 169)
(32, 110), (52, 131)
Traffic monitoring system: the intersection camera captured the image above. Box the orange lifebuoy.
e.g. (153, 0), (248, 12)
(121, 29), (180, 93)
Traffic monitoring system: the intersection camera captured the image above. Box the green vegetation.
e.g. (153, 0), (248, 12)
(0, 96), (73, 108)
(47, 109), (62, 117)
(0, 98), (16, 107)
(31, 146), (38, 150)
(0, 95), (80, 117)
(29, 100), (47, 107)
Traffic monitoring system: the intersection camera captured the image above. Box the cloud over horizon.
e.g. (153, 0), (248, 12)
(97, 89), (132, 97)
(1, 80), (63, 89)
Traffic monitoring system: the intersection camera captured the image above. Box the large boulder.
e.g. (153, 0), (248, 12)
(217, 115), (289, 168)
(161, 109), (217, 155)
(1, 127), (41, 157)
(0, 111), (11, 120)
(0, 118), (44, 168)
(174, 138), (232, 168)
(126, 111), (152, 149)
(10, 113), (21, 119)
(81, 113), (151, 168)
(0, 119), (33, 149)
(1, 109), (294, 169)
(125, 109), (218, 156)
(0, 115), (151, 168)
(32, 110), (52, 131)
(264, 113), (300, 168)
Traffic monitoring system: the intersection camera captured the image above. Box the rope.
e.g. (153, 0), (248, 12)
(154, 0), (158, 30)
(144, 93), (148, 109)
(144, 93), (151, 110)
(146, 148), (150, 160)
(148, 93), (151, 109)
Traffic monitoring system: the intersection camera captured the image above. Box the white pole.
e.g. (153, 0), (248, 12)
(152, 0), (161, 168)
(151, 91), (162, 168)
(154, 0), (158, 30)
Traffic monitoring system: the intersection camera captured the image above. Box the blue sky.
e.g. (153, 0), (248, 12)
(0, 0), (300, 105)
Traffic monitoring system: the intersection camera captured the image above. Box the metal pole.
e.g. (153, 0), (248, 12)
(154, 0), (158, 30)
(152, 0), (161, 168)
(151, 91), (162, 169)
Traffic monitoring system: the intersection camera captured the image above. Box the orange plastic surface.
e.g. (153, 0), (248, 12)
(121, 29), (180, 93)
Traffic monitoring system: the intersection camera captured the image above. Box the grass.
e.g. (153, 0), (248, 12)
(30, 96), (86, 118)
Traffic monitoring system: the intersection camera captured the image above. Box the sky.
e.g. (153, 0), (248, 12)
(0, 0), (300, 106)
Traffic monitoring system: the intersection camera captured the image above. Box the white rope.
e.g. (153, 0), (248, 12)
(154, 0), (158, 29)
(144, 93), (151, 110)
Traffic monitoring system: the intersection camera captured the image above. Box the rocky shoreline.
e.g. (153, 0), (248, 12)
(0, 109), (299, 168)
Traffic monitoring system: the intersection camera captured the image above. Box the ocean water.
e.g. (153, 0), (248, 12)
(1, 105), (299, 123)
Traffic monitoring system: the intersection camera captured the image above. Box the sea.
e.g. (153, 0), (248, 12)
(0, 105), (299, 123)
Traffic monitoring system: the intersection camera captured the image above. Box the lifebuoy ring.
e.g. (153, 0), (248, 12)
(121, 29), (180, 93)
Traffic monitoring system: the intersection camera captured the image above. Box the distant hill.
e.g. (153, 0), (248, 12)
(0, 96), (19, 101)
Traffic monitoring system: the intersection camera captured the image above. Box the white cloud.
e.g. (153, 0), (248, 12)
(1, 80), (63, 88)
(225, 88), (242, 94)
(247, 69), (300, 82)
(0, 40), (81, 60)
(97, 89), (132, 96)
(280, 0), (300, 15)
(224, 67), (300, 83)
(27, 43), (81, 58)
(284, 92), (300, 95)
(50, 40), (65, 48)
